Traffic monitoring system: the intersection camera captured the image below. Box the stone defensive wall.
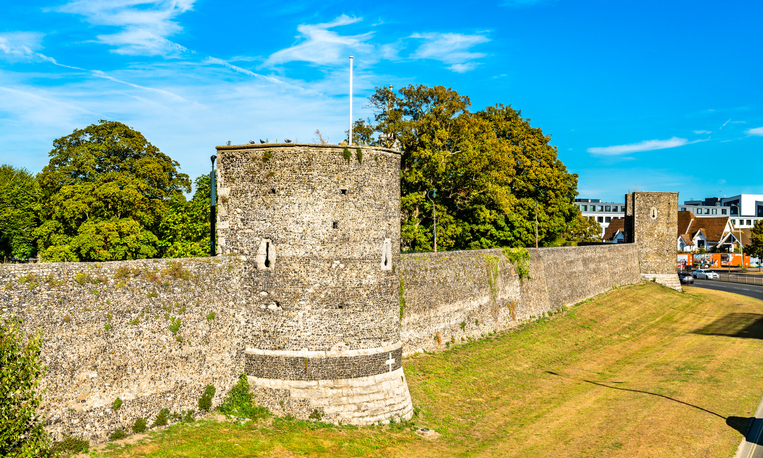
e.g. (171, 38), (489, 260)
(1, 243), (642, 441)
(0, 136), (675, 444)
(0, 257), (250, 443)
(399, 244), (641, 355)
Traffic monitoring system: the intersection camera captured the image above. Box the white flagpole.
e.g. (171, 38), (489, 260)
(349, 56), (353, 146)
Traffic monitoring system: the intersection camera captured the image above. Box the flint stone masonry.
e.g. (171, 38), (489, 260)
(399, 244), (641, 355)
(0, 148), (680, 441)
(625, 192), (681, 291)
(244, 346), (403, 380)
(0, 257), (251, 442)
(215, 143), (413, 425)
(215, 143), (402, 352)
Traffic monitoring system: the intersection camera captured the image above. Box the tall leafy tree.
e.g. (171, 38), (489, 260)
(0, 166), (40, 261)
(360, 85), (578, 251)
(157, 174), (213, 258)
(34, 120), (190, 261)
(563, 214), (604, 243)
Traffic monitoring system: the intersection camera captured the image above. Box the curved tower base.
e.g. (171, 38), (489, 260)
(245, 344), (413, 424)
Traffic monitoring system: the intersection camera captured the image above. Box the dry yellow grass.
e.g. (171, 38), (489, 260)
(95, 282), (763, 458)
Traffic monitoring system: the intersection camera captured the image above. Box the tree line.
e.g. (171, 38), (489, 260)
(0, 85), (603, 263)
(1, 120), (211, 262)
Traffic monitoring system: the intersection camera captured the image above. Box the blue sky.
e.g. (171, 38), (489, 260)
(1, 0), (761, 203)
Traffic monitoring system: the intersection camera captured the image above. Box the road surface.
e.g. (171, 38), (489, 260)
(686, 280), (763, 458)
(689, 279), (763, 302)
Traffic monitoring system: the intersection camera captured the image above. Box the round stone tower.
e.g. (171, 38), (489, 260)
(215, 143), (412, 424)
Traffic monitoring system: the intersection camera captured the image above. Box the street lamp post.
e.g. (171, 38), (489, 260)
(427, 189), (437, 252)
(726, 204), (745, 272)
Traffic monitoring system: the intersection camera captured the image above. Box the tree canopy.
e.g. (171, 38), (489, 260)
(34, 120), (191, 262)
(156, 173), (213, 258)
(0, 166), (40, 261)
(749, 220), (763, 260)
(563, 214), (604, 243)
(353, 84), (579, 251)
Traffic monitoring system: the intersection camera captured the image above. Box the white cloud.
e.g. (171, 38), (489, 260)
(265, 15), (373, 66)
(693, 130), (711, 134)
(0, 32), (86, 70)
(409, 32), (489, 73)
(0, 32), (45, 60)
(587, 137), (688, 155)
(56, 0), (195, 55)
(747, 127), (763, 136)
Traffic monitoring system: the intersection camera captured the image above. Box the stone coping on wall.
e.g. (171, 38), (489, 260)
(215, 143), (401, 155)
(245, 342), (402, 358)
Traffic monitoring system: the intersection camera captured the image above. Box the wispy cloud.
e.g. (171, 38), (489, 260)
(409, 32), (489, 73)
(0, 32), (45, 60)
(587, 137), (689, 156)
(746, 127), (763, 136)
(265, 15), (373, 66)
(55, 0), (195, 55)
(693, 130), (711, 134)
(0, 31), (86, 70)
(719, 118), (731, 129)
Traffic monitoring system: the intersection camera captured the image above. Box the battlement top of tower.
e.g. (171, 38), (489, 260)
(215, 142), (401, 155)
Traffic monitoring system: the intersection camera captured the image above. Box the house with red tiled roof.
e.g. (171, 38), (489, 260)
(602, 218), (625, 243)
(676, 211), (743, 252)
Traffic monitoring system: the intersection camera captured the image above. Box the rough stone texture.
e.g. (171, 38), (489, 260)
(625, 191), (682, 291)
(0, 257), (251, 442)
(0, 144), (680, 439)
(216, 143), (413, 425)
(215, 144), (402, 352)
(244, 346), (403, 380)
(249, 367), (413, 425)
(399, 244), (641, 355)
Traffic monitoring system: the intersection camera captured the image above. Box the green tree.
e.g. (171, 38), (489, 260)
(156, 174), (213, 258)
(748, 221), (763, 261)
(34, 120), (190, 262)
(0, 166), (40, 261)
(0, 317), (51, 457)
(563, 214), (603, 243)
(360, 85), (578, 251)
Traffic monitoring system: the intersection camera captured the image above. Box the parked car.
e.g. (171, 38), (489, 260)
(678, 272), (694, 284)
(693, 269), (719, 280)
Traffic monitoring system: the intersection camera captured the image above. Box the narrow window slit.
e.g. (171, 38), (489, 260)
(264, 242), (271, 268)
(340, 189), (347, 195)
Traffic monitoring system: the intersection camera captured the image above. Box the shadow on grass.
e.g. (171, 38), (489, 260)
(693, 313), (763, 340)
(545, 371), (725, 419)
(726, 417), (756, 439)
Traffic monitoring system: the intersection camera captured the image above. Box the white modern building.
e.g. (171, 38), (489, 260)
(576, 193), (763, 237)
(680, 194), (763, 229)
(574, 198), (625, 236)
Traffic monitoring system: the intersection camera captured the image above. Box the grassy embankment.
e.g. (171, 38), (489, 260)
(89, 282), (763, 457)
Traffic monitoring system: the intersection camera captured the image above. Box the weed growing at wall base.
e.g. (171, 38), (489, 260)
(50, 435), (89, 455)
(218, 374), (270, 420)
(198, 385), (216, 412)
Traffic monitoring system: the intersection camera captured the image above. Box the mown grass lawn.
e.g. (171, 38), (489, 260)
(90, 282), (763, 457)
